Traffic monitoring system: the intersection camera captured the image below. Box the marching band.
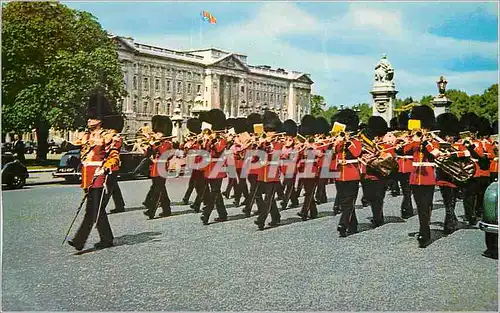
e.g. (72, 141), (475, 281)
(65, 91), (499, 251)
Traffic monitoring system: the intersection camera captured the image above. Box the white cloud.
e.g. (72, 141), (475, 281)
(135, 2), (497, 107)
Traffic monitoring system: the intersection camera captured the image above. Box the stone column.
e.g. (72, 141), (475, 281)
(432, 76), (452, 116)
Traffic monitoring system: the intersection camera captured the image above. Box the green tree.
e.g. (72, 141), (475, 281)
(446, 89), (472, 119)
(480, 84), (498, 121)
(2, 2), (125, 161)
(310, 94), (327, 117)
(354, 103), (372, 124)
(420, 95), (433, 106)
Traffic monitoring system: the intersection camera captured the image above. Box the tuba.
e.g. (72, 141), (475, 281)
(429, 132), (476, 183)
(359, 132), (398, 177)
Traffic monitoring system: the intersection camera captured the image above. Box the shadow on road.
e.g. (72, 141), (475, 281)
(408, 221), (478, 247)
(73, 231), (163, 256)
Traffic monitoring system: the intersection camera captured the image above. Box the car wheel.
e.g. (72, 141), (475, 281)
(9, 175), (26, 189)
(64, 177), (81, 184)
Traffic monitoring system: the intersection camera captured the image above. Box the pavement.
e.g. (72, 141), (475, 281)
(2, 179), (498, 311)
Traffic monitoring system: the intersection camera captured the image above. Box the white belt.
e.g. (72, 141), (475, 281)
(338, 160), (358, 164)
(211, 158), (225, 162)
(494, 157), (498, 161)
(397, 156), (413, 159)
(413, 162), (435, 167)
(266, 161), (281, 165)
(82, 161), (102, 166)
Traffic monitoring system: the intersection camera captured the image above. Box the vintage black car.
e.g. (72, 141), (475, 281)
(479, 181), (498, 259)
(1, 153), (29, 189)
(53, 148), (150, 183)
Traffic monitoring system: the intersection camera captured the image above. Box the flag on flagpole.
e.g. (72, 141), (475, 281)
(201, 10), (217, 24)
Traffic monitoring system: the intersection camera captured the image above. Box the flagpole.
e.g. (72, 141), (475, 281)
(199, 15), (202, 48)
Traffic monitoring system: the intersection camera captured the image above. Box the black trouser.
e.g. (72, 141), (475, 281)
(315, 178), (328, 204)
(388, 178), (400, 195)
(243, 174), (260, 214)
(362, 178), (387, 226)
(439, 186), (459, 231)
(102, 172), (125, 211)
(491, 173), (498, 184)
(275, 181), (284, 200)
(233, 168), (249, 205)
(202, 178), (227, 220)
(191, 170), (208, 210)
(224, 177), (236, 197)
(336, 180), (359, 231)
(183, 172), (197, 202)
(256, 182), (280, 225)
(296, 178), (304, 197)
(396, 172), (413, 216)
(144, 176), (171, 216)
(300, 178), (318, 218)
(411, 185), (434, 242)
(282, 177), (299, 208)
(463, 178), (480, 224)
(72, 187), (114, 246)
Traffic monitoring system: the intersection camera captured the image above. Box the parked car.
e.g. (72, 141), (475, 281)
(479, 181), (498, 259)
(53, 148), (150, 183)
(25, 141), (37, 154)
(1, 152), (29, 189)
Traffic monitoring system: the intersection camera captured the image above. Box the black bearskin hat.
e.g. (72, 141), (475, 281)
(102, 115), (125, 132)
(366, 116), (388, 139)
(186, 118), (202, 135)
(331, 109), (359, 132)
(436, 113), (459, 137)
(206, 109), (226, 131)
(86, 91), (113, 120)
(152, 115), (173, 136)
(247, 113), (263, 133)
(299, 114), (316, 136)
(315, 116), (331, 135)
(283, 119), (298, 136)
(409, 105), (435, 130)
(477, 116), (492, 137)
(389, 117), (399, 131)
(459, 112), (480, 133)
(234, 117), (249, 134)
(263, 110), (282, 132)
(397, 112), (410, 131)
(492, 120), (498, 135)
(198, 111), (210, 124)
(358, 123), (367, 132)
(226, 118), (236, 130)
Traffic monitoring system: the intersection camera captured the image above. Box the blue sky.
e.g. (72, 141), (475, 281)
(64, 1), (498, 107)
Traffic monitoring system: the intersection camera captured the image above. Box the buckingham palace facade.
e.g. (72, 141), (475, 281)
(113, 36), (314, 133)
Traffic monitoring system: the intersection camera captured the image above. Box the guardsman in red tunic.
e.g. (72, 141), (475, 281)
(231, 118), (250, 208)
(254, 111), (283, 230)
(101, 115), (126, 214)
(200, 109), (228, 225)
(458, 112), (488, 225)
(476, 117), (494, 216)
(331, 109), (362, 237)
(67, 92), (118, 251)
(296, 115), (321, 221)
(434, 113), (463, 234)
(314, 117), (332, 205)
(181, 118), (201, 205)
(280, 119), (300, 210)
(143, 115), (174, 219)
(403, 105), (444, 248)
(360, 116), (391, 227)
(393, 112), (414, 218)
(242, 113), (265, 217)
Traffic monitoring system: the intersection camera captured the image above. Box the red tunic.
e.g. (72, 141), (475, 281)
(333, 139), (362, 182)
(204, 138), (227, 179)
(149, 140), (173, 178)
(403, 140), (439, 186)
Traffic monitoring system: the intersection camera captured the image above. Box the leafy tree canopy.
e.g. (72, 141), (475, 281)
(2, 1), (126, 134)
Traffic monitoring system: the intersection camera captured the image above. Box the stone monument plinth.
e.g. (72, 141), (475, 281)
(432, 76), (452, 116)
(371, 54), (398, 123)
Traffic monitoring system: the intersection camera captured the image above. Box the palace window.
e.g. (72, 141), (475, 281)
(197, 84), (201, 93)
(264, 93), (267, 101)
(155, 102), (160, 114)
(133, 101), (137, 112)
(257, 92), (260, 101)
(270, 94), (274, 102)
(166, 80), (171, 92)
(178, 70), (182, 77)
(241, 86), (245, 93)
(187, 83), (192, 94)
(155, 78), (160, 92)
(133, 76), (137, 90)
(143, 101), (149, 114)
(143, 78), (149, 92)
(277, 95), (280, 102)
(249, 91), (253, 100)
(177, 81), (182, 94)
(188, 72), (192, 80)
